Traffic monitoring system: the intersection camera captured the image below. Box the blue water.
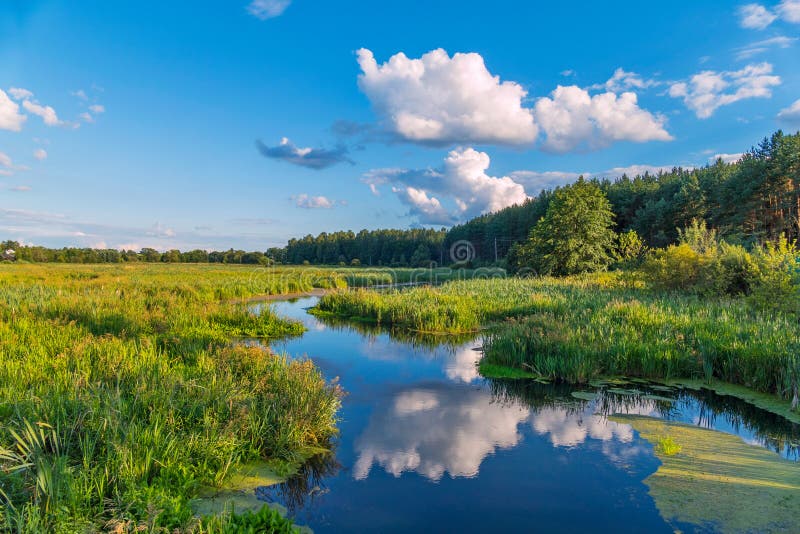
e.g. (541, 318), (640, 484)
(253, 297), (799, 533)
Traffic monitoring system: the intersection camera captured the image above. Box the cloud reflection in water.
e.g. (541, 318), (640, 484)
(354, 385), (529, 481)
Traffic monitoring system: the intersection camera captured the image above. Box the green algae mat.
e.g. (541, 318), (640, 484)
(192, 461), (288, 516)
(611, 415), (800, 533)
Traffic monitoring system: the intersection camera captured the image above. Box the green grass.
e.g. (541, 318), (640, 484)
(316, 274), (565, 334)
(476, 362), (539, 380)
(317, 271), (800, 405)
(0, 264), (344, 532)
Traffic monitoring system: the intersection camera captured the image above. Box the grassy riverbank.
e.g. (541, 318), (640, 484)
(0, 264), (343, 532)
(317, 273), (800, 404)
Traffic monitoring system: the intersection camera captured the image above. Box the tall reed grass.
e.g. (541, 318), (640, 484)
(318, 272), (800, 403)
(0, 264), (342, 531)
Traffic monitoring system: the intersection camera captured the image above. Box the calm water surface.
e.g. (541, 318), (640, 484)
(252, 297), (799, 533)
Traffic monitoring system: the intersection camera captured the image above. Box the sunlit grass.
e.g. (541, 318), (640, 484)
(317, 272), (800, 402)
(0, 263), (343, 531)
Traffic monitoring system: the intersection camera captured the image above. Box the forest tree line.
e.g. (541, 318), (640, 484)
(448, 130), (800, 263)
(2, 131), (797, 266)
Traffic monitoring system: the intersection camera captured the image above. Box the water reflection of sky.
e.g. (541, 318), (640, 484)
(259, 297), (798, 533)
(354, 384), (530, 481)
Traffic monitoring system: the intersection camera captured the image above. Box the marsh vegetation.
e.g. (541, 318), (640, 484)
(0, 264), (344, 531)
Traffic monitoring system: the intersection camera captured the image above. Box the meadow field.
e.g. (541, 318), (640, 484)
(2, 262), (800, 532)
(0, 263), (357, 532)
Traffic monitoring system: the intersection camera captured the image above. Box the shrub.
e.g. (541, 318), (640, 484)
(701, 242), (758, 296)
(642, 243), (704, 291)
(615, 229), (647, 265)
(749, 237), (800, 314)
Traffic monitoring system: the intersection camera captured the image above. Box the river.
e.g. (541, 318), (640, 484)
(252, 296), (799, 533)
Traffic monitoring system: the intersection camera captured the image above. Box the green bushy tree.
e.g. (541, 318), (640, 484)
(518, 178), (616, 275)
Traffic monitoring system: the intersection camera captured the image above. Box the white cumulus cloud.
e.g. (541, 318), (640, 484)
(668, 62), (781, 118)
(393, 186), (452, 225)
(0, 90), (27, 131)
(33, 148), (47, 161)
(534, 85), (672, 152)
(356, 48), (538, 146)
(367, 147), (529, 225)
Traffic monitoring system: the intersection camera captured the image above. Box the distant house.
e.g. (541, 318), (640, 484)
(2, 249), (15, 261)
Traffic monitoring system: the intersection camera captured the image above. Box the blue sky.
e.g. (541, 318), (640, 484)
(1, 0), (799, 250)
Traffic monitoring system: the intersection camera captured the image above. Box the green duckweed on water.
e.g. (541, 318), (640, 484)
(192, 446), (331, 518)
(192, 461), (289, 517)
(611, 414), (800, 533)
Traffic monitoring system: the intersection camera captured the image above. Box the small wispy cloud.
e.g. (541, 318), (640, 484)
(246, 0), (291, 20)
(0, 151), (30, 176)
(590, 68), (660, 92)
(735, 35), (797, 59)
(293, 194), (336, 209)
(22, 100), (64, 127)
